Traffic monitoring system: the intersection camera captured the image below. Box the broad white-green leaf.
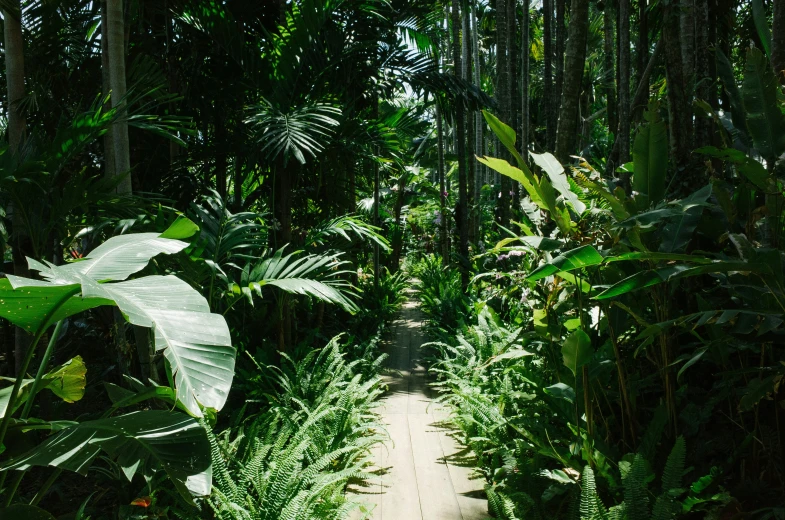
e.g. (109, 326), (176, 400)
(0, 411), (211, 498)
(30, 232), (187, 284)
(81, 276), (234, 416)
(530, 152), (586, 214)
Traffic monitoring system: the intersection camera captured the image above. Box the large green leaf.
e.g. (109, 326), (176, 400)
(715, 49), (750, 145)
(530, 152), (586, 214)
(0, 411), (211, 498)
(1, 229), (234, 418)
(660, 185), (713, 253)
(30, 231), (188, 284)
(235, 248), (359, 313)
(526, 246), (604, 281)
(0, 357), (87, 418)
(562, 329), (592, 377)
(482, 110), (525, 166)
(632, 117), (668, 207)
(742, 47), (785, 161)
(476, 155), (544, 209)
(81, 276), (234, 416)
(752, 0), (772, 58)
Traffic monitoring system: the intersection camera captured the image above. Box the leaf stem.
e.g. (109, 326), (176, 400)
(20, 321), (65, 420)
(0, 287), (80, 455)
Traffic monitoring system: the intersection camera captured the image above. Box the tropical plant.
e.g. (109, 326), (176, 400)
(0, 220), (230, 510)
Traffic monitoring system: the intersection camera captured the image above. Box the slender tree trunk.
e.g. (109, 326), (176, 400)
(773, 0), (785, 85)
(507, 0), (519, 212)
(604, 2), (617, 147)
(618, 0), (631, 164)
(463, 2), (476, 245)
(555, 0), (565, 126)
(4, 0), (30, 377)
(496, 0), (511, 229)
(555, 0), (590, 162)
(680, 0), (695, 100)
(106, 0), (132, 194)
(437, 104), (448, 264)
(663, 3), (692, 170)
(521, 0), (530, 159)
(472, 0), (483, 203)
(694, 0), (712, 146)
(544, 0), (555, 150)
(101, 0), (116, 178)
(635, 0), (649, 121)
(3, 2), (25, 153)
(452, 0), (469, 287)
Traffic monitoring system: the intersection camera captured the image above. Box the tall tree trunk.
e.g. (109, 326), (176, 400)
(437, 104), (449, 264)
(555, 0), (565, 127)
(544, 0), (555, 149)
(101, 0), (116, 178)
(663, 3), (692, 170)
(4, 0), (29, 377)
(773, 0), (785, 84)
(463, 2), (476, 245)
(521, 0), (530, 159)
(680, 0), (696, 100)
(555, 0), (590, 162)
(618, 0), (631, 164)
(106, 0), (132, 194)
(472, 0), (483, 206)
(496, 0), (511, 229)
(635, 0), (649, 121)
(694, 0), (712, 146)
(452, 0), (469, 287)
(3, 2), (25, 153)
(603, 2), (617, 147)
(507, 0), (519, 211)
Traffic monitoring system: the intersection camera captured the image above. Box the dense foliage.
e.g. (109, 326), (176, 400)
(2, 0), (785, 518)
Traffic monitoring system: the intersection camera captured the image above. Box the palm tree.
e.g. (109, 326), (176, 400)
(452, 0), (469, 286)
(775, 0), (785, 84)
(555, 0), (590, 162)
(3, 0), (25, 153)
(106, 0), (132, 194)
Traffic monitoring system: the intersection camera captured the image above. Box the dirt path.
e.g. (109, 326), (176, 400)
(349, 293), (488, 520)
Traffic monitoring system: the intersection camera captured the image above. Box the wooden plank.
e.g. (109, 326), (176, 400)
(379, 412), (423, 519)
(408, 412), (463, 520)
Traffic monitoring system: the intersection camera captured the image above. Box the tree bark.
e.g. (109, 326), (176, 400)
(3, 0), (29, 377)
(437, 103), (449, 265)
(603, 1), (617, 146)
(106, 0), (132, 194)
(555, 0), (590, 162)
(496, 0), (511, 229)
(680, 0), (696, 98)
(521, 0), (530, 160)
(101, 0), (116, 178)
(452, 0), (469, 287)
(635, 0), (649, 121)
(773, 0), (785, 85)
(555, 0), (566, 129)
(3, 2), (25, 153)
(463, 1), (476, 245)
(617, 0), (631, 164)
(544, 0), (555, 150)
(694, 0), (712, 146)
(472, 0), (483, 203)
(663, 3), (692, 170)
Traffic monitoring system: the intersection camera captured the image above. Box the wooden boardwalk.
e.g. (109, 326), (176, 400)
(349, 296), (489, 520)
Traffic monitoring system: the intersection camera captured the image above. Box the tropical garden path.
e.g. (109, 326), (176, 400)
(349, 291), (489, 520)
